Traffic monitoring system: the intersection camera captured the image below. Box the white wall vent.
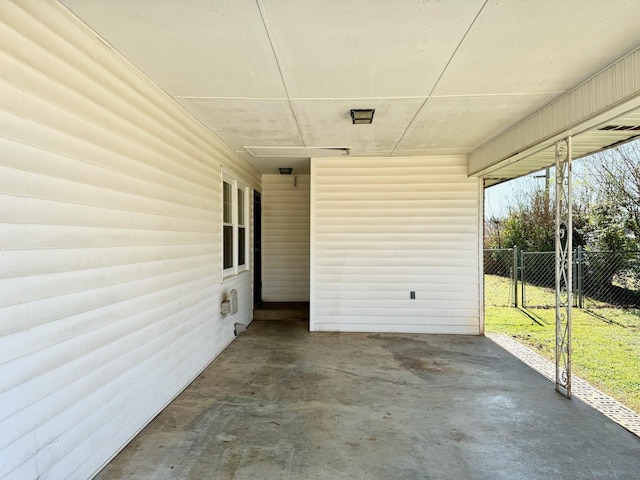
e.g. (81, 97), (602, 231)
(597, 125), (640, 131)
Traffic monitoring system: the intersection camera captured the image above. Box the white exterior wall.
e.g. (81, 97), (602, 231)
(261, 174), (310, 302)
(311, 156), (482, 334)
(0, 3), (259, 480)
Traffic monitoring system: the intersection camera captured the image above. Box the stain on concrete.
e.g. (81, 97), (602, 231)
(393, 352), (427, 371)
(392, 352), (458, 377)
(449, 430), (468, 442)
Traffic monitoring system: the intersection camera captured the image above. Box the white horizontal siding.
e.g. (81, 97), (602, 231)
(311, 156), (481, 334)
(0, 2), (258, 480)
(261, 174), (310, 302)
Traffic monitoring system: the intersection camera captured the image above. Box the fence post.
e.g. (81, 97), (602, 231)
(521, 248), (526, 307)
(572, 248), (577, 307)
(512, 245), (518, 307)
(577, 246), (584, 308)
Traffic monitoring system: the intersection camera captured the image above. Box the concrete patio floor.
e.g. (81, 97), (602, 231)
(95, 320), (640, 480)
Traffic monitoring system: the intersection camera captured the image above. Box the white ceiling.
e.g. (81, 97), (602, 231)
(61, 0), (640, 175)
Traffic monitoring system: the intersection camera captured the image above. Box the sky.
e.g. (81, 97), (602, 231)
(483, 151), (605, 220)
(484, 174), (543, 219)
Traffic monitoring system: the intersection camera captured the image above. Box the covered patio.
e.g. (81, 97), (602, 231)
(95, 319), (640, 480)
(4, 2), (640, 478)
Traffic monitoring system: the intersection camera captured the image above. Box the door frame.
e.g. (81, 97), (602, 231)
(253, 190), (262, 306)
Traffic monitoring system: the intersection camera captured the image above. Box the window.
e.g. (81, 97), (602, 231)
(222, 175), (248, 276)
(237, 187), (246, 267)
(223, 181), (233, 270)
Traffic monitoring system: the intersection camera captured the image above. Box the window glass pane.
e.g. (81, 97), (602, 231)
(223, 181), (232, 224)
(237, 188), (245, 225)
(238, 227), (246, 266)
(223, 225), (233, 269)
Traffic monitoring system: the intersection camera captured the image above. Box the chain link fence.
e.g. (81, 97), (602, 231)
(484, 247), (640, 325)
(580, 251), (640, 327)
(484, 248), (516, 307)
(521, 252), (555, 308)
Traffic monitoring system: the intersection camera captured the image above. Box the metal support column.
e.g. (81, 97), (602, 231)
(555, 137), (572, 398)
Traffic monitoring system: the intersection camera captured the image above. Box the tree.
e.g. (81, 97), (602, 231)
(582, 142), (640, 251)
(580, 142), (640, 294)
(504, 188), (554, 251)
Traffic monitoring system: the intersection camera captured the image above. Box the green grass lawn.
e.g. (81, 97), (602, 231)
(485, 275), (640, 413)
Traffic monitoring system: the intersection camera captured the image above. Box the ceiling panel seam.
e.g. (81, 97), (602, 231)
(390, 0), (490, 156)
(430, 92), (566, 99)
(173, 96), (290, 101)
(255, 0), (307, 147)
(174, 96), (433, 101)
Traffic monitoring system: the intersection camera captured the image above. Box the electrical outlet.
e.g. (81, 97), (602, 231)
(410, 291), (415, 299)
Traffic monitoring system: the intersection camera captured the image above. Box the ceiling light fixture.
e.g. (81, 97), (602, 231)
(279, 167), (293, 175)
(350, 109), (375, 125)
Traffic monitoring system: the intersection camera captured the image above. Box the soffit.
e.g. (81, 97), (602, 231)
(484, 109), (640, 187)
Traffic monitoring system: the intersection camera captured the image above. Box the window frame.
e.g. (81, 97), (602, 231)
(237, 184), (247, 268)
(222, 178), (234, 273)
(222, 173), (249, 278)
